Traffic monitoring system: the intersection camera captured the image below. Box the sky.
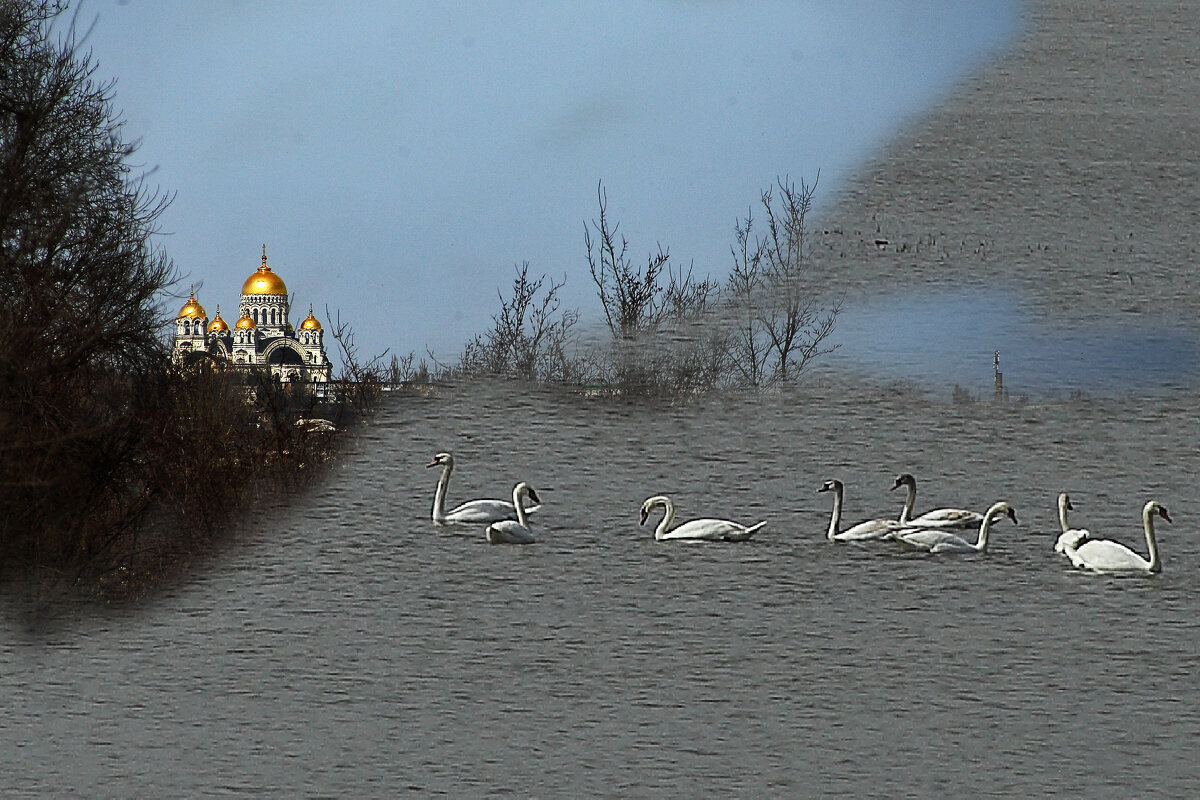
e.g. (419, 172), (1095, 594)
(78, 1), (1021, 365)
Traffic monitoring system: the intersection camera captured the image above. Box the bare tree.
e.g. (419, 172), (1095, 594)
(458, 262), (582, 383)
(723, 175), (839, 385)
(724, 207), (772, 386)
(324, 307), (389, 416)
(584, 181), (716, 339)
(0, 0), (179, 574)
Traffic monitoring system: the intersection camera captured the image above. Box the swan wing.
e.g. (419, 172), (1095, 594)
(723, 521), (766, 542)
(834, 518), (902, 541)
(1055, 528), (1091, 554)
(896, 528), (969, 552)
(660, 518), (760, 541)
(907, 508), (983, 529)
(1071, 538), (1150, 573)
(443, 499), (539, 525)
(485, 520), (536, 544)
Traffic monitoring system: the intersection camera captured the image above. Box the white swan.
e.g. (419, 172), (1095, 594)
(639, 495), (765, 542)
(819, 479), (905, 541)
(895, 501), (1018, 553)
(428, 452), (541, 525)
(485, 483), (540, 544)
(1065, 500), (1171, 574)
(893, 472), (984, 529)
(1054, 491), (1091, 553)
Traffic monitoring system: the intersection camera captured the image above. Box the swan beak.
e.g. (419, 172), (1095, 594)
(1008, 509), (1019, 525)
(1160, 508), (1173, 523)
(528, 488), (542, 505)
(639, 508), (649, 525)
(817, 484), (830, 493)
(426, 459), (439, 468)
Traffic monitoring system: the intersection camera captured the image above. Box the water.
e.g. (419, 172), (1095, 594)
(829, 287), (1200, 398)
(5, 384), (1200, 796)
(8, 0), (1200, 795)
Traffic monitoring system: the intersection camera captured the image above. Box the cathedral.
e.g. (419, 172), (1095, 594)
(172, 245), (332, 384)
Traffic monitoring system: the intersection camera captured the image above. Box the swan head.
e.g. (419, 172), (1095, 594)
(427, 452), (453, 469)
(891, 473), (916, 491)
(516, 483), (541, 505)
(818, 479), (842, 494)
(989, 502), (1019, 526)
(1145, 500), (1171, 524)
(1058, 492), (1073, 511)
(640, 495), (669, 526)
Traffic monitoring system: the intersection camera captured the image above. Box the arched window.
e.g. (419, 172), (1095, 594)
(270, 308), (276, 326)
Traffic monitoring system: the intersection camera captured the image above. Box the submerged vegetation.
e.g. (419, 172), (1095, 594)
(442, 178), (841, 397)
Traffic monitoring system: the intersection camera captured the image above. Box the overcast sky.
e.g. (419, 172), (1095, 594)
(80, 1), (1020, 363)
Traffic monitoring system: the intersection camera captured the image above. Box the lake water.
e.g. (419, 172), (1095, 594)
(7, 0), (1200, 796)
(828, 287), (1200, 399)
(4, 381), (1200, 797)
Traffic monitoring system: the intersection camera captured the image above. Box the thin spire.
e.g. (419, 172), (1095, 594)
(261, 243), (268, 268)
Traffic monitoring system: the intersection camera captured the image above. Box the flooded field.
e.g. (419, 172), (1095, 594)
(5, 0), (1200, 796)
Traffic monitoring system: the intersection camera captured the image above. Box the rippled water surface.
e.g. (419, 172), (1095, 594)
(5, 382), (1200, 797)
(8, 0), (1200, 795)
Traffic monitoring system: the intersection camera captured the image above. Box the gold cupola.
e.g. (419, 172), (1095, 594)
(300, 304), (322, 331)
(208, 306), (229, 332)
(178, 287), (206, 319)
(235, 312), (256, 330)
(241, 244), (288, 296)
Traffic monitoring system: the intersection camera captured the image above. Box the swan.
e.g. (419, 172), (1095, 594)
(1054, 491), (1091, 553)
(428, 452), (541, 525)
(893, 472), (984, 530)
(1065, 500), (1171, 574)
(639, 495), (765, 542)
(485, 483), (541, 544)
(819, 479), (905, 541)
(895, 501), (1018, 553)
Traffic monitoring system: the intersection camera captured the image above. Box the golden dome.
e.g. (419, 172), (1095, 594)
(241, 244), (288, 296)
(178, 288), (206, 319)
(300, 304), (322, 331)
(208, 306), (229, 332)
(235, 313), (256, 330)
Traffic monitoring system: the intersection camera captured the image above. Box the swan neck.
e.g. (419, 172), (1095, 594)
(514, 485), (529, 527)
(974, 509), (997, 552)
(432, 463), (451, 522)
(656, 498), (675, 540)
(827, 485), (843, 539)
(1058, 496), (1070, 533)
(1144, 506), (1161, 572)
(899, 483), (916, 524)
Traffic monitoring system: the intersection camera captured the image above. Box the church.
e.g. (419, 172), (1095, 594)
(172, 245), (333, 384)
